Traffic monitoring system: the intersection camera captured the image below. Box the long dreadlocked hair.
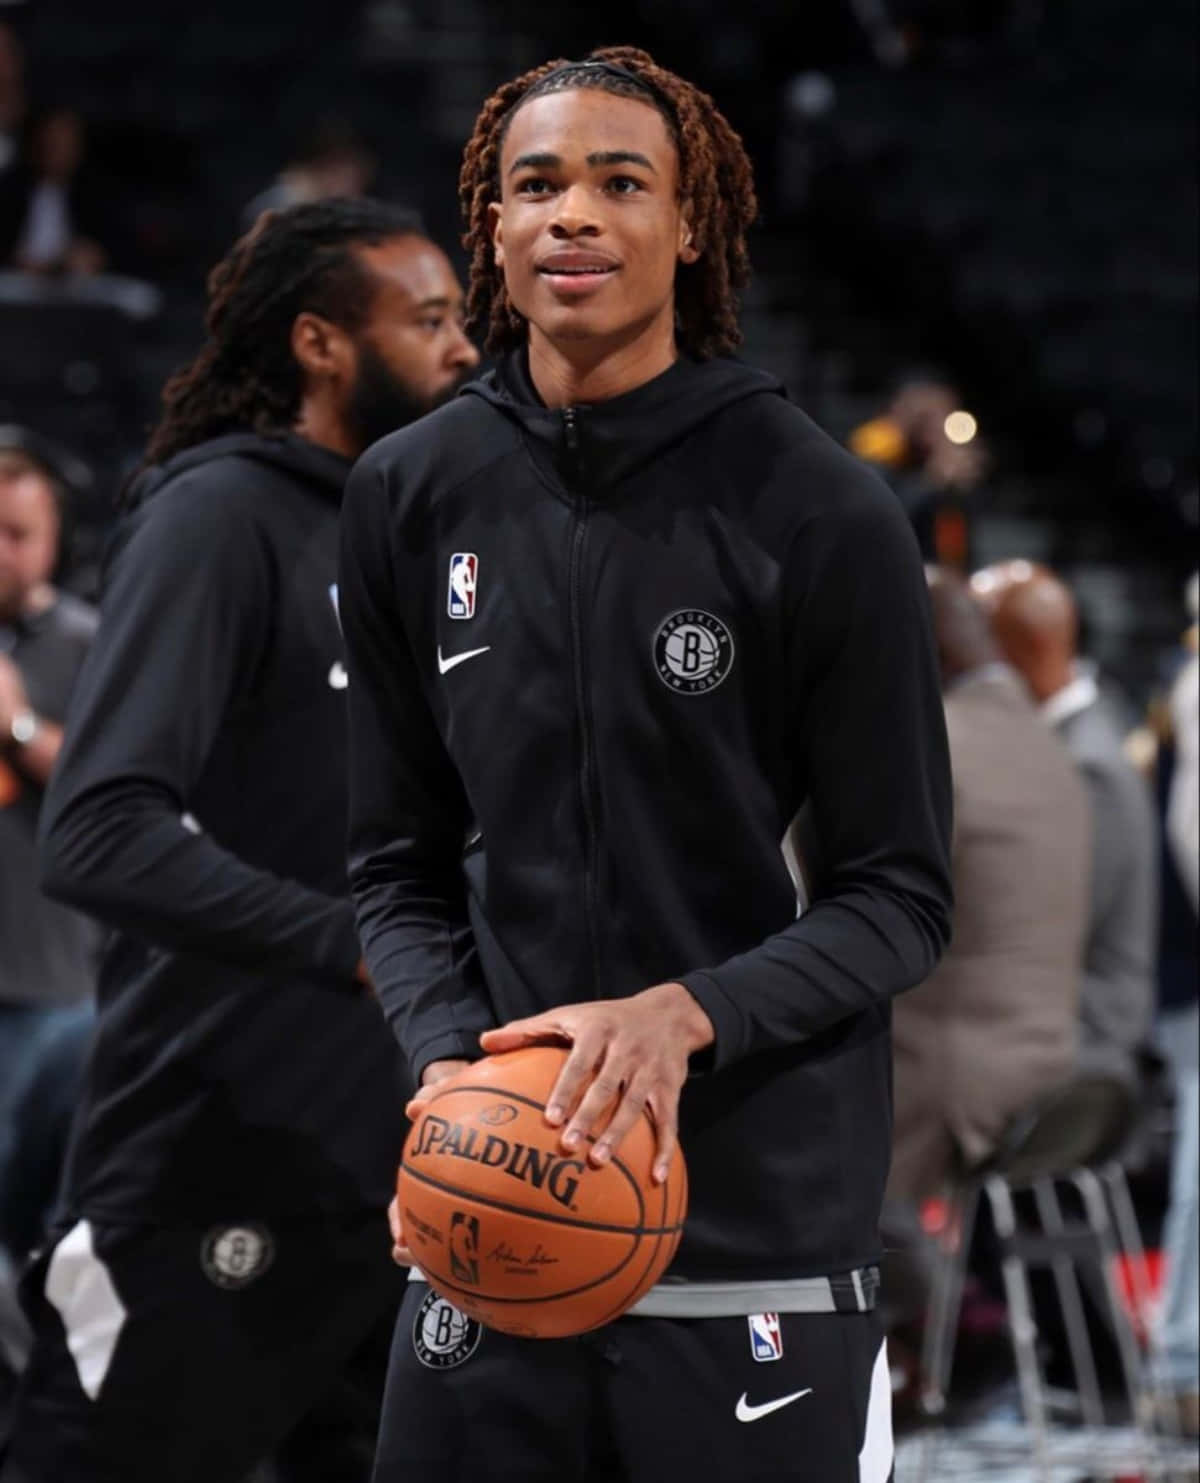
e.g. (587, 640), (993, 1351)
(133, 198), (423, 493)
(458, 45), (757, 360)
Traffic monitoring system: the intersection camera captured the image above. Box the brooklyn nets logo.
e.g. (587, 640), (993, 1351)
(412, 1289), (483, 1370)
(200, 1224), (275, 1289)
(653, 609), (736, 694)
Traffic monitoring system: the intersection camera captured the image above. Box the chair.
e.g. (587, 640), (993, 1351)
(913, 1073), (1182, 1481)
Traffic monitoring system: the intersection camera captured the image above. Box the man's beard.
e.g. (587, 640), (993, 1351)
(346, 343), (464, 452)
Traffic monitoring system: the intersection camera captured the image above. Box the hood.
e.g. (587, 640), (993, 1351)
(461, 350), (785, 491)
(125, 432), (352, 509)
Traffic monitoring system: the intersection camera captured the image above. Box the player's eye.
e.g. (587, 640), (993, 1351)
(607, 175), (645, 195)
(515, 176), (554, 196)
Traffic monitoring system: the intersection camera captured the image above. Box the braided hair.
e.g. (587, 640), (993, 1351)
(136, 198), (423, 484)
(458, 46), (758, 360)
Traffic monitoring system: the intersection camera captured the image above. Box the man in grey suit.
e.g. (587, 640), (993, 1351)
(888, 569), (1091, 1208)
(972, 560), (1158, 1089)
(882, 569), (1090, 1361)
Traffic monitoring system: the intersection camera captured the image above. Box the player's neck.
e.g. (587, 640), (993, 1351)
(293, 399), (360, 460)
(527, 319), (678, 408)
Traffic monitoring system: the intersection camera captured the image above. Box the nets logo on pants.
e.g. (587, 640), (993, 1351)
(448, 553), (478, 619)
(200, 1225), (275, 1289)
(412, 1289), (483, 1370)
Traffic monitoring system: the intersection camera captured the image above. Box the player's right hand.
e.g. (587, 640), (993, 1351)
(391, 1058), (473, 1264)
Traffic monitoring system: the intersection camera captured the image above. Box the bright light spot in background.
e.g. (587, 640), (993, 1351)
(944, 410), (978, 445)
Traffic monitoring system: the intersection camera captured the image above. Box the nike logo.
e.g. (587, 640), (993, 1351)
(328, 661), (348, 690)
(437, 644), (491, 676)
(735, 1389), (813, 1423)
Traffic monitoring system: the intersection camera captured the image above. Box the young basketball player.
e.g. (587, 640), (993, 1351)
(340, 49), (953, 1482)
(1, 201), (479, 1483)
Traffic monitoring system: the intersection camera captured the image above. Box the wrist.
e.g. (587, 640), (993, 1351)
(421, 1057), (471, 1088)
(642, 981), (715, 1054)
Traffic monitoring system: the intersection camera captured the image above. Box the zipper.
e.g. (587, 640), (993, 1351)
(563, 406), (603, 998)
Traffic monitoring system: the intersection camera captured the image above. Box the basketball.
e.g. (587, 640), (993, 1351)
(396, 1045), (688, 1339)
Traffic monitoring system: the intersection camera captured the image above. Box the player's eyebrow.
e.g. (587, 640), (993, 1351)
(508, 150), (657, 175)
(412, 295), (455, 312)
(587, 150), (656, 172)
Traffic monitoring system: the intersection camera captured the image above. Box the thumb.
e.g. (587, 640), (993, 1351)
(478, 1025), (541, 1052)
(479, 1013), (570, 1052)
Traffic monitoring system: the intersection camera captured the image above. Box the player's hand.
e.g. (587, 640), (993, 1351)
(0, 654), (29, 735)
(392, 1058), (473, 1264)
(479, 984), (713, 1184)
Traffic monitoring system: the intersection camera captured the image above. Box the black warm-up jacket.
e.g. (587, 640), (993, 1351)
(39, 433), (406, 1221)
(339, 352), (954, 1285)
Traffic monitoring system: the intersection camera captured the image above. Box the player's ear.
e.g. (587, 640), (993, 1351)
(292, 312), (352, 383)
(678, 205), (700, 265)
(488, 202), (505, 270)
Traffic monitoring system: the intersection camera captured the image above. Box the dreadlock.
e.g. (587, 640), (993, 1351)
(458, 46), (758, 361)
(134, 198), (423, 489)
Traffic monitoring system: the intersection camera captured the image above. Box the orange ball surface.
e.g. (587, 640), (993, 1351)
(397, 1045), (688, 1339)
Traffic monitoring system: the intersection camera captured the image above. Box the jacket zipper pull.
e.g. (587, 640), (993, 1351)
(562, 406), (580, 454)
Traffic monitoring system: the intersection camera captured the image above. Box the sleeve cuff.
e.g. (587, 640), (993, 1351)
(409, 1030), (485, 1088)
(678, 971), (749, 1073)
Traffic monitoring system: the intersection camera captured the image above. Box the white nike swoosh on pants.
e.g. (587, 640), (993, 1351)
(858, 1340), (894, 1482)
(44, 1220), (126, 1400)
(734, 1388), (812, 1422)
(437, 644), (491, 675)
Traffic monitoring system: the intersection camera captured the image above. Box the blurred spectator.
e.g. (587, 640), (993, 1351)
(242, 115), (376, 230)
(1166, 575), (1199, 907)
(0, 106), (109, 276)
(849, 368), (987, 570)
(1148, 571), (1198, 1436)
(971, 559), (1158, 1089)
(0, 23), (25, 177)
(0, 430), (99, 1266)
(882, 567), (1089, 1334)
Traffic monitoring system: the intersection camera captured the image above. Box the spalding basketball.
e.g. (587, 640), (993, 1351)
(396, 1045), (688, 1339)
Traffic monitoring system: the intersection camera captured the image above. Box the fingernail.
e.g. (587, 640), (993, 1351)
(545, 1104), (563, 1124)
(562, 1129), (580, 1149)
(593, 1143), (610, 1164)
(653, 1164), (668, 1183)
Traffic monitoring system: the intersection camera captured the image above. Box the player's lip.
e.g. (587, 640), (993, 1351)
(535, 251), (621, 277)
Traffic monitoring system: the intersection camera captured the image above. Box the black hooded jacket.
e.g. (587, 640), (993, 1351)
(39, 433), (406, 1221)
(340, 353), (954, 1283)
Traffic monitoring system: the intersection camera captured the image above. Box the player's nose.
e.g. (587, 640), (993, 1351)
(448, 323), (480, 371)
(549, 184), (602, 239)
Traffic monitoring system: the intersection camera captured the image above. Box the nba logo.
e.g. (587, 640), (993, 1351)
(748, 1312), (783, 1362)
(448, 553), (478, 619)
(449, 1212), (480, 1285)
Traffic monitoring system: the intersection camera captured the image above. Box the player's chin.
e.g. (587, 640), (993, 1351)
(534, 304), (641, 348)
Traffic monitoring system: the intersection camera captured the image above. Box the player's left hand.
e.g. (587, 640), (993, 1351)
(479, 984), (713, 1184)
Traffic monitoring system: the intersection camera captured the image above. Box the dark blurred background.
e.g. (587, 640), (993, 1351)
(0, 0), (1196, 705)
